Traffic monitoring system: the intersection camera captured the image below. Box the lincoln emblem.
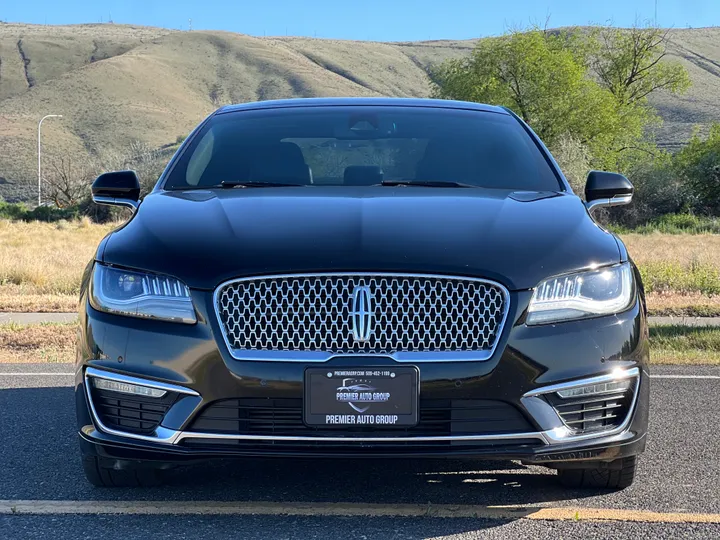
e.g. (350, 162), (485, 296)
(350, 285), (373, 342)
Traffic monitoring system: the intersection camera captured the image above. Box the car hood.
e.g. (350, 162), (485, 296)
(102, 187), (621, 291)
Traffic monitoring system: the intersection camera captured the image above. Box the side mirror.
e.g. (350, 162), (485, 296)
(584, 171), (634, 214)
(91, 171), (141, 212)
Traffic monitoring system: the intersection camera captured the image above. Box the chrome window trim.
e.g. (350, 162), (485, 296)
(212, 272), (511, 363)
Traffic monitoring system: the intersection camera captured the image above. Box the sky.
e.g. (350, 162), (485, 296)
(2, 0), (719, 41)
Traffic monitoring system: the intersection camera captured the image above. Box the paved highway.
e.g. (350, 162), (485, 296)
(1, 363), (719, 539)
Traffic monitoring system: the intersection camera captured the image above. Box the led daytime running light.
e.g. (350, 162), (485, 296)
(556, 379), (632, 399)
(92, 377), (167, 398)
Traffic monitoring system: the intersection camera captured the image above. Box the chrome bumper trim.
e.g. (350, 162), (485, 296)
(173, 431), (549, 444)
(520, 367), (641, 443)
(85, 367), (200, 396)
(523, 367), (640, 398)
(84, 367), (199, 445)
(83, 367), (642, 448)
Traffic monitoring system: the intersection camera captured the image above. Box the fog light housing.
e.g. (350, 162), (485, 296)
(92, 377), (167, 398)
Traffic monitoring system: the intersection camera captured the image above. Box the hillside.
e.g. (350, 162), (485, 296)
(1, 23), (719, 202)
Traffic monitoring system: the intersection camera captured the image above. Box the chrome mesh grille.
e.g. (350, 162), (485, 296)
(215, 274), (507, 356)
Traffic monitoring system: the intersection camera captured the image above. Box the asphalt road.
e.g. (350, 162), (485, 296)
(1, 363), (719, 539)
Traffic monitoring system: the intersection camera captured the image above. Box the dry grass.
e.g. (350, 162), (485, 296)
(646, 292), (720, 317)
(0, 322), (76, 363)
(623, 233), (720, 268)
(1, 223), (720, 314)
(623, 233), (720, 313)
(0, 285), (79, 312)
(2, 322), (717, 364)
(0, 219), (114, 310)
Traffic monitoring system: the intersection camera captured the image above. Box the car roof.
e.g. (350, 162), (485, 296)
(216, 97), (508, 115)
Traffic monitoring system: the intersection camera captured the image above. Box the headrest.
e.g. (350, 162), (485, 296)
(343, 165), (384, 186)
(250, 142), (312, 184)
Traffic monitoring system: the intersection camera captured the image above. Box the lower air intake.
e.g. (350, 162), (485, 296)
(544, 381), (637, 434)
(89, 386), (178, 435)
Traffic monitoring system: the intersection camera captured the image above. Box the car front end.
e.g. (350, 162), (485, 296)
(76, 98), (649, 489)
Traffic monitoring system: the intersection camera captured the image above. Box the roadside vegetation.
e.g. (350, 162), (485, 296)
(0, 220), (718, 316)
(650, 325), (720, 365)
(609, 214), (720, 235)
(0, 219), (114, 311)
(0, 23), (719, 366)
(431, 25), (720, 228)
(2, 320), (716, 365)
(0, 322), (76, 363)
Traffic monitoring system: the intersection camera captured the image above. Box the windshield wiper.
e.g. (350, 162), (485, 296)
(379, 180), (478, 188)
(220, 181), (304, 188)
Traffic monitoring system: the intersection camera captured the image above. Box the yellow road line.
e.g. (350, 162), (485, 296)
(1, 500), (719, 523)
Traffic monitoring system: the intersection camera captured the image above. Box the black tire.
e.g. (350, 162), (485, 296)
(81, 455), (164, 487)
(557, 456), (637, 489)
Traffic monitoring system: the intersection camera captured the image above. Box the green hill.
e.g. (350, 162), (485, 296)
(1, 22), (719, 202)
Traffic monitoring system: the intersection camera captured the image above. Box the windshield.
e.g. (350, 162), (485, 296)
(163, 106), (562, 191)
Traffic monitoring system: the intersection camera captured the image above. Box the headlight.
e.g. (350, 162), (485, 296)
(527, 262), (634, 325)
(90, 264), (196, 324)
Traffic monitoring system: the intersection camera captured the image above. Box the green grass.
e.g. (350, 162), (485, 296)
(610, 214), (720, 235)
(650, 325), (720, 364)
(638, 260), (720, 295)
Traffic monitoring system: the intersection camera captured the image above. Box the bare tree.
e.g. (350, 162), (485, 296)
(44, 154), (99, 208)
(40, 140), (170, 214)
(99, 140), (169, 194)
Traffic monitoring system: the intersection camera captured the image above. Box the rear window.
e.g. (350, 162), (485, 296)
(164, 106), (561, 191)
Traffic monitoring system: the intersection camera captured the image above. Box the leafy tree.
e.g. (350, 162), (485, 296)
(590, 26), (691, 108)
(429, 25), (690, 173)
(549, 133), (592, 194)
(431, 30), (612, 149)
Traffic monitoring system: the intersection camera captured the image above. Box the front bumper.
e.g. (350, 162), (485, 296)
(78, 367), (648, 465)
(76, 290), (650, 465)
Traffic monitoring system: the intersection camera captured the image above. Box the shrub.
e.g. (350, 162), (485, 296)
(606, 151), (693, 227)
(609, 213), (720, 234)
(0, 201), (29, 220)
(24, 205), (80, 222)
(673, 124), (720, 215)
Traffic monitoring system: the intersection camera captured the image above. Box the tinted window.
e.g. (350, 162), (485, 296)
(164, 106), (561, 190)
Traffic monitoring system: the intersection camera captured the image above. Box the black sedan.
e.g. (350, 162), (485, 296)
(76, 98), (648, 489)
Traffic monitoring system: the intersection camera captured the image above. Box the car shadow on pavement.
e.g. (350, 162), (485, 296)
(2, 386), (610, 508)
(165, 457), (605, 507)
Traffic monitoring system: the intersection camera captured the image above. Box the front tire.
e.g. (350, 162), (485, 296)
(557, 456), (637, 489)
(81, 455), (164, 487)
